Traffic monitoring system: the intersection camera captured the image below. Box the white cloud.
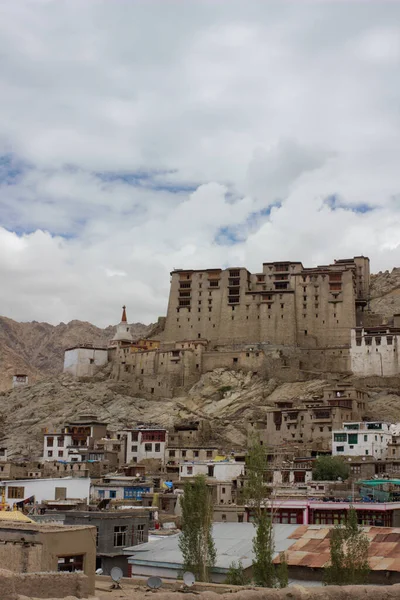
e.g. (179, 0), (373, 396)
(0, 1), (400, 326)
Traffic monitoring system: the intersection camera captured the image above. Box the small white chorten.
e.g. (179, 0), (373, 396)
(111, 305), (133, 345)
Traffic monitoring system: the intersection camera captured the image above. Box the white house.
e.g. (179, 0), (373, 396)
(350, 326), (400, 377)
(12, 374), (29, 388)
(179, 460), (245, 480)
(43, 415), (108, 462)
(63, 345), (109, 378)
(0, 477), (91, 507)
(332, 422), (393, 458)
(122, 426), (167, 465)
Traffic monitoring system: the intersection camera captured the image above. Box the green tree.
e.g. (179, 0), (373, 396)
(312, 456), (350, 481)
(178, 475), (216, 582)
(276, 552), (289, 588)
(226, 560), (249, 586)
(243, 440), (284, 588)
(324, 508), (370, 585)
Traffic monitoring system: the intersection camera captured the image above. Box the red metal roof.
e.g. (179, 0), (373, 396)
(274, 525), (400, 572)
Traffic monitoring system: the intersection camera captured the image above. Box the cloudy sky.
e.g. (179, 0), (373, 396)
(1, 1), (400, 327)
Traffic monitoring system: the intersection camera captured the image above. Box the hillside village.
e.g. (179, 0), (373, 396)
(3, 256), (400, 594)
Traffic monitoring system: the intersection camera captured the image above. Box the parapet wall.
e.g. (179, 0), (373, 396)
(0, 568), (89, 599)
(96, 576), (400, 600)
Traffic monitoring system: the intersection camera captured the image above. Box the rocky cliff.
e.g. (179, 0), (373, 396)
(370, 267), (400, 319)
(0, 316), (154, 391)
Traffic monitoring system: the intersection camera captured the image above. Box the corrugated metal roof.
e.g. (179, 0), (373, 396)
(125, 523), (298, 571)
(275, 525), (400, 573)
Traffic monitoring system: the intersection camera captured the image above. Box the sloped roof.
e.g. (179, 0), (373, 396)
(0, 510), (34, 523)
(274, 525), (400, 572)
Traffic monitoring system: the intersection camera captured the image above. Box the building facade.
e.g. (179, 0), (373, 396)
(122, 426), (167, 465)
(162, 257), (370, 347)
(249, 383), (367, 453)
(350, 322), (400, 377)
(63, 346), (108, 378)
(332, 422), (393, 458)
(43, 414), (108, 462)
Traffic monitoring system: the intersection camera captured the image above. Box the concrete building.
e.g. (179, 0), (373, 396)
(91, 476), (153, 502)
(162, 256), (370, 347)
(249, 383), (367, 453)
(12, 374), (28, 388)
(332, 422), (393, 458)
(122, 425), (167, 465)
(43, 414), (108, 462)
(63, 345), (108, 377)
(0, 476), (90, 507)
(64, 510), (149, 576)
(0, 520), (96, 595)
(350, 324), (400, 376)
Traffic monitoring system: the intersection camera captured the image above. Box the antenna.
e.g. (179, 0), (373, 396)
(147, 576), (162, 590)
(110, 566), (123, 589)
(183, 571), (196, 588)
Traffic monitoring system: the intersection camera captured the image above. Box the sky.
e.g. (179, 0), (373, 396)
(1, 1), (400, 327)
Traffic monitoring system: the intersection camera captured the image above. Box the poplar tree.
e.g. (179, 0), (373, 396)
(243, 440), (282, 587)
(324, 508), (370, 585)
(178, 475), (216, 582)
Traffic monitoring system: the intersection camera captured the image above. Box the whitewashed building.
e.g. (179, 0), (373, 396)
(0, 477), (91, 507)
(12, 374), (29, 388)
(332, 422), (393, 458)
(43, 414), (108, 462)
(179, 460), (245, 480)
(122, 426), (167, 465)
(63, 345), (108, 377)
(350, 323), (400, 377)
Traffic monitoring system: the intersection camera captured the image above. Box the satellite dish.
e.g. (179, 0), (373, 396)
(147, 576), (162, 589)
(110, 567), (123, 583)
(183, 571), (195, 587)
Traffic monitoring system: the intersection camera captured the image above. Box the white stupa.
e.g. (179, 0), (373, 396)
(110, 305), (133, 346)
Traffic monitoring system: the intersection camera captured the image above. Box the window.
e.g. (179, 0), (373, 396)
(364, 435), (367, 442)
(145, 443), (152, 452)
(182, 450), (187, 457)
(169, 450), (176, 457)
(336, 446), (344, 452)
(238, 514), (244, 523)
(109, 490), (116, 499)
(57, 437), (64, 447)
(58, 555), (84, 573)
(8, 487), (24, 499)
(233, 357), (238, 363)
(47, 437), (54, 447)
(136, 524), (146, 544)
(194, 451), (199, 458)
(366, 450), (369, 455)
(187, 466), (193, 475)
(206, 451), (213, 458)
(114, 526), (128, 547)
(348, 433), (358, 444)
(48, 450), (53, 457)
(155, 443), (161, 452)
(58, 450), (63, 457)
(131, 445), (138, 453)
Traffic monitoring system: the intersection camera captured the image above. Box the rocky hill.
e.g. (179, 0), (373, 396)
(0, 368), (398, 460)
(0, 316), (154, 391)
(370, 268), (400, 319)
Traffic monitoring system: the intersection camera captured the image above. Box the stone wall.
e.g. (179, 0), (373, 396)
(0, 569), (89, 600)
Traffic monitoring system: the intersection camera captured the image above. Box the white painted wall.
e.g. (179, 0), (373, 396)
(0, 477), (91, 507)
(63, 347), (108, 377)
(125, 430), (167, 465)
(350, 329), (400, 376)
(179, 461), (245, 480)
(12, 375), (28, 388)
(332, 422), (392, 458)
